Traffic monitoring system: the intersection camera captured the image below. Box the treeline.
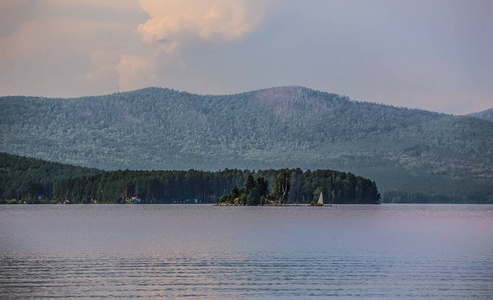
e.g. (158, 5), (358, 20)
(52, 168), (380, 204)
(1, 152), (380, 204)
(382, 190), (493, 204)
(0, 152), (101, 204)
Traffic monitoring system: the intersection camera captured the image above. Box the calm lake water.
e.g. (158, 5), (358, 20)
(1, 204), (492, 299)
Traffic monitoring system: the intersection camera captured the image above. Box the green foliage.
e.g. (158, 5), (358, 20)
(239, 194), (248, 206)
(313, 187), (322, 202)
(1, 87), (492, 203)
(218, 168), (380, 205)
(272, 169), (291, 204)
(0, 153), (382, 204)
(0, 152), (101, 203)
(245, 175), (255, 194)
(219, 194), (231, 204)
(256, 177), (269, 199)
(382, 190), (492, 204)
(222, 175), (271, 206)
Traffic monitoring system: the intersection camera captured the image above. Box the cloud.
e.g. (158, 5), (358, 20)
(0, 0), (145, 97)
(111, 0), (270, 92)
(0, 17), (106, 96)
(0, 0), (26, 9)
(40, 0), (141, 12)
(137, 0), (266, 52)
(117, 55), (157, 92)
(0, 0), (271, 96)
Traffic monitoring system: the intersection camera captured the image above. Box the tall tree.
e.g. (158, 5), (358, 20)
(245, 174), (255, 194)
(273, 169), (290, 204)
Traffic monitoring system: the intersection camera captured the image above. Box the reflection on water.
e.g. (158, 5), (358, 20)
(1, 204), (492, 298)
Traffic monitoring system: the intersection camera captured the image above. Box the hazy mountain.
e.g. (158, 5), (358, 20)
(1, 86), (492, 203)
(467, 108), (493, 121)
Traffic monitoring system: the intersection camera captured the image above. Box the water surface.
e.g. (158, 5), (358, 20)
(1, 204), (492, 298)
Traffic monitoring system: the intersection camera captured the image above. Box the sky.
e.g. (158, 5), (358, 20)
(1, 0), (492, 114)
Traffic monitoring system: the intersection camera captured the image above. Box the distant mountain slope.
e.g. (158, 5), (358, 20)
(1, 86), (492, 203)
(467, 108), (493, 121)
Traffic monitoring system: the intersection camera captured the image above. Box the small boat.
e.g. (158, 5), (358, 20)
(317, 192), (334, 207)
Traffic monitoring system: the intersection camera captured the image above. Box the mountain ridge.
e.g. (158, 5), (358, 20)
(467, 108), (493, 121)
(1, 86), (492, 203)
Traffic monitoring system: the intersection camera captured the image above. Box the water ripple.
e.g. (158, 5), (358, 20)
(1, 204), (492, 298)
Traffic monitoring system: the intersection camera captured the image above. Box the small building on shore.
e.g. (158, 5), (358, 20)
(126, 196), (142, 204)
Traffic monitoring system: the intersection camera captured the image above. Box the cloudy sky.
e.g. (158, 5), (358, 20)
(1, 0), (492, 114)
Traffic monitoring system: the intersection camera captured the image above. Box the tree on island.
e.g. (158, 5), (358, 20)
(218, 170), (292, 206)
(219, 174), (271, 205)
(272, 169), (291, 205)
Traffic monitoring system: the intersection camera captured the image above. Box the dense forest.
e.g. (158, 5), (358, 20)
(0, 152), (101, 204)
(53, 168), (380, 204)
(467, 108), (493, 121)
(0, 153), (380, 204)
(1, 86), (492, 203)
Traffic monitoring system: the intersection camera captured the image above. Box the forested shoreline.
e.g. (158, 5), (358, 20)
(0, 152), (101, 204)
(0, 153), (380, 204)
(53, 168), (380, 205)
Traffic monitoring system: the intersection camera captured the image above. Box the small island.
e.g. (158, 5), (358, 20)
(217, 169), (380, 206)
(217, 170), (291, 206)
(0, 152), (380, 205)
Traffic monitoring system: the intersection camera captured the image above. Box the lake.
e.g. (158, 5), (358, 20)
(1, 204), (492, 298)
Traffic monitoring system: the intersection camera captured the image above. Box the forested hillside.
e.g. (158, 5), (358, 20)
(0, 152), (101, 203)
(1, 87), (492, 203)
(467, 108), (493, 121)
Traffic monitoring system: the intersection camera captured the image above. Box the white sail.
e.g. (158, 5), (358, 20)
(317, 192), (323, 205)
